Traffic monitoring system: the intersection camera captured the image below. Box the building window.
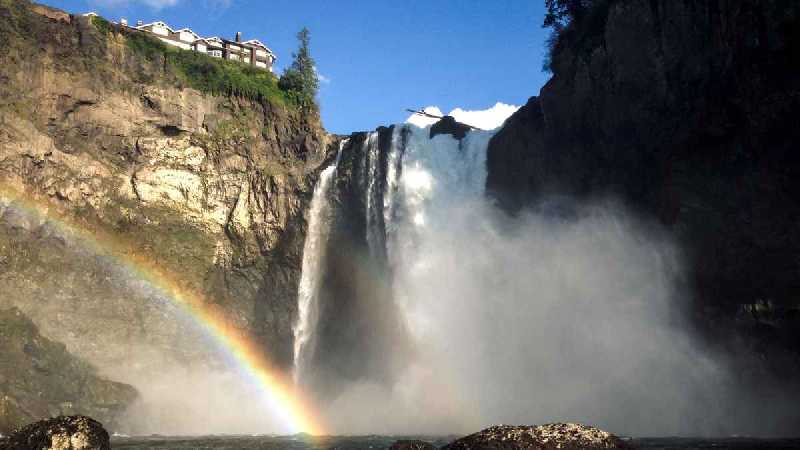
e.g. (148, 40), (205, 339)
(209, 50), (223, 58)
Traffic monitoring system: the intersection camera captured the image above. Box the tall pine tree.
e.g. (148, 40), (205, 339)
(279, 27), (319, 108)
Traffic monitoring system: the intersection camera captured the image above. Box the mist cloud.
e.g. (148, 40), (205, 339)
(317, 198), (731, 435)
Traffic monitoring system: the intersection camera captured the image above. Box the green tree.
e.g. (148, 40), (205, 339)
(541, 0), (596, 72)
(543, 0), (593, 29)
(279, 27), (319, 108)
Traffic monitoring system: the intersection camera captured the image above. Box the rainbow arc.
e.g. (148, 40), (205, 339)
(0, 183), (324, 435)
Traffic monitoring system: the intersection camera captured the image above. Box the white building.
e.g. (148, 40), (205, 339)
(119, 19), (276, 71)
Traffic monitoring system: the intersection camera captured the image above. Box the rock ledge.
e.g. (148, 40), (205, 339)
(443, 423), (633, 450)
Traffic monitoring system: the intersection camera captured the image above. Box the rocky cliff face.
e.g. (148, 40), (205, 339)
(488, 0), (800, 374)
(0, 0), (335, 430)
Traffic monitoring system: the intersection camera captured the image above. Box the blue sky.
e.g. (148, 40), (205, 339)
(40, 0), (552, 134)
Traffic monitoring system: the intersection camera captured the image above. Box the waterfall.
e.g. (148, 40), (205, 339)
(291, 124), (495, 395)
(383, 125), (492, 244)
(292, 142), (345, 383)
(363, 132), (384, 259)
(293, 120), (736, 436)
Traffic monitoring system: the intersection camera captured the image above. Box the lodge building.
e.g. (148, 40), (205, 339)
(84, 13), (277, 72)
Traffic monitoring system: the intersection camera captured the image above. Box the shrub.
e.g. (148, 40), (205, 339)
(90, 15), (114, 35)
(123, 30), (289, 106)
(125, 31), (168, 61)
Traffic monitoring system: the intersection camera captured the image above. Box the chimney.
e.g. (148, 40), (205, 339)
(137, 20), (143, 26)
(236, 31), (242, 43)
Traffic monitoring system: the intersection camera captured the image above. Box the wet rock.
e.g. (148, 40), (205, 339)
(389, 440), (438, 450)
(442, 424), (634, 450)
(0, 416), (109, 450)
(430, 116), (472, 140)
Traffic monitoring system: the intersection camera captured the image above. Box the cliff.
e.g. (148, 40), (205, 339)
(488, 0), (800, 374)
(0, 0), (335, 429)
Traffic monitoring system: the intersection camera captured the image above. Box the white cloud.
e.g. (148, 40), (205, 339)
(406, 106), (445, 129)
(141, 0), (180, 9)
(89, 0), (201, 11)
(405, 103), (519, 131)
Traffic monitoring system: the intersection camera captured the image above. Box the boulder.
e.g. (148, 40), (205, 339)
(442, 424), (634, 450)
(0, 416), (110, 450)
(430, 116), (472, 140)
(389, 440), (439, 450)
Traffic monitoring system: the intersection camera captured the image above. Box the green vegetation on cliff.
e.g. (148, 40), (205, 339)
(121, 30), (290, 106)
(90, 15), (113, 35)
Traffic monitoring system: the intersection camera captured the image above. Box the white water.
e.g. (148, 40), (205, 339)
(315, 124), (740, 436)
(364, 132), (384, 258)
(292, 143), (344, 383)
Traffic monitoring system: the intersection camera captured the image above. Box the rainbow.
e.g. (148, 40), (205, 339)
(0, 182), (325, 435)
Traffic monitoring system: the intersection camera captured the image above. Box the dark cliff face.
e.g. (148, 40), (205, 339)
(488, 0), (800, 371)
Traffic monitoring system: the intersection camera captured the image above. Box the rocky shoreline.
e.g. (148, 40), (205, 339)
(2, 416), (633, 450)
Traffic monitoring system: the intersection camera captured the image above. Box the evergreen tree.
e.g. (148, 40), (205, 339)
(541, 0), (595, 72)
(279, 27), (319, 108)
(543, 0), (593, 29)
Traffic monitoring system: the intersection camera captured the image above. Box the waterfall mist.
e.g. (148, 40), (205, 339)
(297, 124), (797, 436)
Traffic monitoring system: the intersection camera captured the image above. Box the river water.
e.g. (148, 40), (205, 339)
(112, 435), (800, 449)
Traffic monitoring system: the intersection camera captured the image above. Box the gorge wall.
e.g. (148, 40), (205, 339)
(488, 0), (800, 377)
(0, 0), (335, 433)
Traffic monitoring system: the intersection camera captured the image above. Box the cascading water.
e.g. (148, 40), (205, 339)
(293, 142), (345, 383)
(294, 120), (750, 436)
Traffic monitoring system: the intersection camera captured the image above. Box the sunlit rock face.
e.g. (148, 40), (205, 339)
(0, 1), (336, 435)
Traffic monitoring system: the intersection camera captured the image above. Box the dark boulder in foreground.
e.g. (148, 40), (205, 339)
(0, 416), (110, 450)
(389, 440), (438, 450)
(442, 424), (634, 450)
